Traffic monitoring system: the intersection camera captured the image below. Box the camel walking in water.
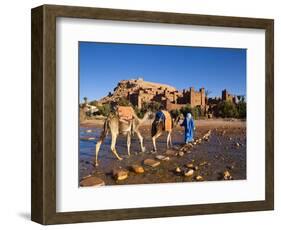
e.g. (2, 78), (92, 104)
(95, 109), (152, 166)
(151, 110), (179, 152)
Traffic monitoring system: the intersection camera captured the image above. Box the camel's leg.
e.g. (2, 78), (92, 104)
(110, 133), (123, 161)
(152, 131), (162, 152)
(167, 132), (173, 148)
(127, 133), (131, 156)
(95, 131), (106, 166)
(167, 132), (171, 149)
(136, 130), (146, 152)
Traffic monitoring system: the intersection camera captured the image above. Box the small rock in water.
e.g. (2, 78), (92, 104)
(155, 155), (169, 161)
(144, 159), (160, 167)
(155, 155), (166, 160)
(113, 168), (129, 181)
(223, 170), (233, 180)
(175, 167), (181, 173)
(184, 169), (194, 177)
(165, 149), (177, 156)
(131, 165), (144, 174)
(178, 151), (184, 157)
(195, 175), (204, 181)
(186, 163), (198, 170)
(85, 129), (92, 133)
(199, 161), (208, 166)
(80, 176), (105, 187)
(236, 142), (240, 148)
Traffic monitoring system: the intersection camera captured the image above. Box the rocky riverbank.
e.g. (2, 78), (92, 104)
(79, 119), (246, 187)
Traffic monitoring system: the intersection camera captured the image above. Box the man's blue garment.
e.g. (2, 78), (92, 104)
(181, 117), (195, 143)
(155, 111), (165, 122)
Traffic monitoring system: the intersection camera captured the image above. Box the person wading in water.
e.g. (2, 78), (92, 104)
(180, 112), (195, 144)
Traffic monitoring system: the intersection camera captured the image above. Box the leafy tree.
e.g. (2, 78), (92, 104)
(179, 104), (200, 119)
(237, 101), (246, 118)
(97, 104), (111, 116)
(83, 97), (88, 104)
(89, 100), (99, 106)
(147, 101), (161, 112)
(116, 97), (131, 106)
(215, 101), (238, 118)
(170, 109), (181, 120)
(180, 104), (192, 117)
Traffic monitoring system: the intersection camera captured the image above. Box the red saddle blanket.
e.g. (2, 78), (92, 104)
(117, 106), (134, 121)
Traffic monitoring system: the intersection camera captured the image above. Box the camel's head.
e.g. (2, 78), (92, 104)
(146, 110), (155, 120)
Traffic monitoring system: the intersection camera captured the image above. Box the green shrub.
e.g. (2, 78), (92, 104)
(237, 101), (246, 118)
(97, 104), (111, 117)
(179, 104), (200, 119)
(170, 109), (181, 120)
(215, 101), (238, 118)
(116, 97), (131, 106)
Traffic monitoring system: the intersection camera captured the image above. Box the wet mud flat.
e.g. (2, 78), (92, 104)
(79, 119), (246, 186)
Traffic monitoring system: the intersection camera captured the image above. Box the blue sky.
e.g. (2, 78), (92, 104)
(79, 42), (246, 102)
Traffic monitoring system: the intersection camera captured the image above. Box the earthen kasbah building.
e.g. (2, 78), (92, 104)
(99, 78), (237, 112)
(127, 78), (206, 111)
(222, 89), (237, 104)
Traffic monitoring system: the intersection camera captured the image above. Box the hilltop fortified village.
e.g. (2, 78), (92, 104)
(94, 77), (238, 114)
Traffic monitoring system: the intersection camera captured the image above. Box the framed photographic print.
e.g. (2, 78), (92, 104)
(31, 4), (274, 225)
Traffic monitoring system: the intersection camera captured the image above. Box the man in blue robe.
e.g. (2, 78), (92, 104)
(181, 113), (195, 143)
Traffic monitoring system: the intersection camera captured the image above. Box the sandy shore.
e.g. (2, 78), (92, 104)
(79, 118), (246, 186)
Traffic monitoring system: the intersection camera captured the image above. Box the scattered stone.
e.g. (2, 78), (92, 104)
(113, 168), (129, 181)
(144, 159), (160, 167)
(199, 161), (208, 166)
(131, 165), (144, 174)
(223, 170), (233, 180)
(184, 169), (194, 177)
(186, 163), (198, 171)
(178, 151), (184, 157)
(80, 137), (95, 141)
(80, 176), (105, 187)
(165, 149), (177, 156)
(155, 155), (170, 161)
(85, 129), (92, 133)
(236, 142), (240, 148)
(175, 167), (181, 173)
(195, 175), (204, 181)
(226, 165), (235, 170)
(203, 130), (212, 140)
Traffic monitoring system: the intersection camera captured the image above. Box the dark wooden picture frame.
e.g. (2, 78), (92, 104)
(31, 4), (274, 225)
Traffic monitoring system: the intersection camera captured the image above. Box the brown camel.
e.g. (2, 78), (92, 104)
(95, 110), (152, 166)
(151, 111), (180, 152)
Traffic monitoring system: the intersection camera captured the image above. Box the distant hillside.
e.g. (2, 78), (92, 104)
(98, 78), (176, 104)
